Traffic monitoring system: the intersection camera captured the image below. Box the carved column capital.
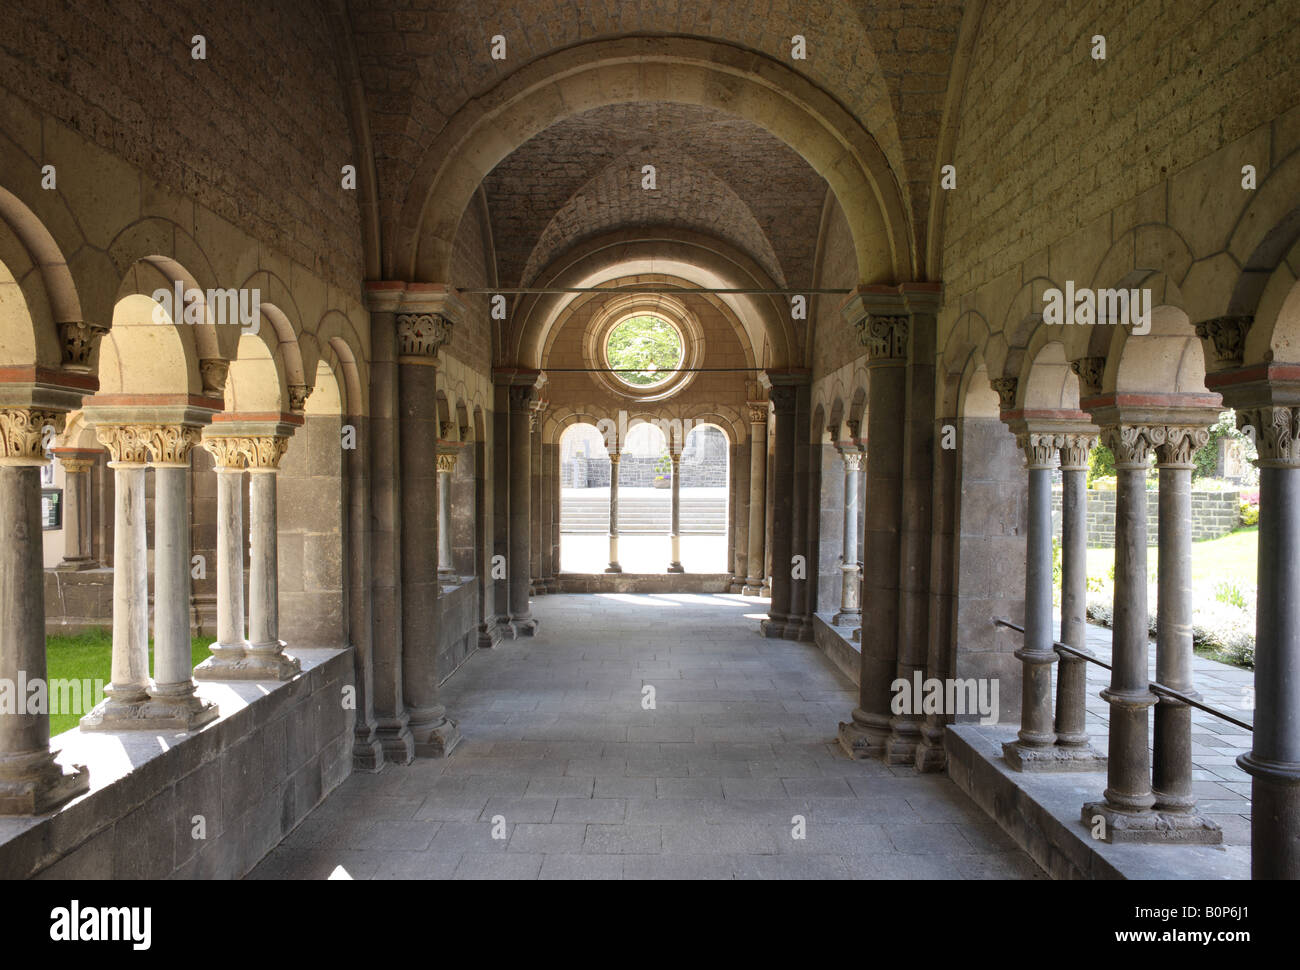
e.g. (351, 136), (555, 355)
(200, 435), (249, 470)
(1238, 406), (1300, 466)
(199, 358), (230, 397)
(1194, 316), (1253, 369)
(1154, 426), (1211, 467)
(1101, 424), (1161, 468)
(396, 313), (453, 360)
(140, 425), (203, 466)
(991, 377), (1018, 412)
(439, 420), (457, 441)
(56, 455), (95, 475)
(1058, 432), (1099, 471)
(856, 313), (909, 360)
(239, 435), (290, 471)
(94, 424), (152, 466)
(746, 402), (769, 425)
(1017, 432), (1063, 469)
(287, 383), (310, 414)
(436, 451), (459, 474)
(58, 320), (109, 372)
(841, 450), (865, 472)
(1070, 357), (1106, 399)
(0, 408), (62, 466)
(508, 383), (539, 413)
(769, 385), (798, 413)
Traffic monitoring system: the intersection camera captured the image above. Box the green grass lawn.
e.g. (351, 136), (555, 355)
(1084, 526), (1258, 589)
(44, 630), (212, 737)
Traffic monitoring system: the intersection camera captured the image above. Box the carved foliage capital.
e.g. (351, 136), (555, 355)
(841, 450), (865, 472)
(1069, 357), (1106, 399)
(1101, 424), (1162, 467)
(769, 385), (798, 414)
(856, 313), (909, 360)
(746, 402), (769, 425)
(1058, 432), (1098, 470)
(1194, 316), (1253, 368)
(1017, 432), (1062, 469)
(200, 436), (247, 469)
(140, 425), (203, 466)
(1154, 426), (1211, 466)
(58, 321), (109, 371)
(0, 408), (61, 464)
(396, 313), (453, 359)
(1238, 407), (1300, 465)
(436, 451), (459, 474)
(508, 384), (538, 413)
(95, 424), (152, 465)
(240, 435), (290, 470)
(990, 378), (1018, 412)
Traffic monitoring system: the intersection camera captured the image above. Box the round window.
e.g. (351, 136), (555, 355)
(604, 315), (683, 388)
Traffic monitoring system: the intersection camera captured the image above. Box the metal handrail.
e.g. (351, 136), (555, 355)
(992, 616), (1254, 732)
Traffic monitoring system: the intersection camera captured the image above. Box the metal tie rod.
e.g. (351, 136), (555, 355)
(991, 617), (1254, 732)
(457, 286), (852, 295)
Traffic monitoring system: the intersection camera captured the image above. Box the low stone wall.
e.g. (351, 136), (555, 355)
(0, 647), (353, 879)
(1050, 487), (1240, 548)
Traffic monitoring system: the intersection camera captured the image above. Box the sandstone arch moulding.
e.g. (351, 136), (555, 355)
(515, 227), (783, 368)
(393, 38), (914, 288)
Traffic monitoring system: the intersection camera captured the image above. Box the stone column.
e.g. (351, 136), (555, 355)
(54, 451), (97, 569)
(80, 425), (152, 728)
(0, 408), (89, 814)
(605, 448), (622, 573)
(1236, 404), (1300, 877)
(760, 383), (798, 637)
(508, 380), (540, 634)
(194, 437), (254, 680)
(668, 451), (684, 573)
(1003, 433), (1062, 769)
(839, 306), (908, 758)
(142, 426), (218, 729)
(242, 436), (300, 680)
(438, 446), (458, 584)
(1055, 433), (1105, 767)
(398, 312), (459, 756)
(742, 402), (767, 594)
(1082, 424), (1163, 837)
(832, 445), (863, 625)
(1151, 426), (1220, 840)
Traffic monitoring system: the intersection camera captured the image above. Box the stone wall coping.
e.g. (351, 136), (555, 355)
(0, 647), (348, 879)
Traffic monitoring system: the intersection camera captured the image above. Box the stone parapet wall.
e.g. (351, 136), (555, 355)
(1050, 487), (1241, 548)
(0, 648), (353, 880)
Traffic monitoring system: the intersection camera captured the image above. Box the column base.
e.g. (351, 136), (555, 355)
(604, 563), (622, 574)
(194, 641), (301, 682)
(831, 609), (861, 626)
(478, 619), (507, 648)
(729, 576), (746, 593)
(511, 616), (539, 637)
(837, 711), (890, 760)
(885, 717), (923, 766)
(759, 615), (787, 638)
(667, 562), (684, 573)
(352, 725), (385, 772)
(1081, 801), (1223, 844)
(54, 559), (99, 572)
(79, 690), (218, 732)
(741, 579), (765, 596)
(914, 723), (948, 773)
(411, 717), (462, 759)
(1004, 740), (1107, 772)
(0, 750), (90, 816)
(374, 715), (415, 765)
(760, 582), (771, 597)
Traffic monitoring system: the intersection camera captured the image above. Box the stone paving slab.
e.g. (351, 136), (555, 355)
(250, 593), (1044, 880)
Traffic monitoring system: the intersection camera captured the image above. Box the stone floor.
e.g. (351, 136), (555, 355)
(250, 593), (1046, 880)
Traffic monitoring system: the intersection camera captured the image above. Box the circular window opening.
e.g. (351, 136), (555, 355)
(605, 315), (683, 388)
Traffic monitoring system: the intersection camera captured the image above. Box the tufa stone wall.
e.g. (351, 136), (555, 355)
(1050, 486), (1241, 547)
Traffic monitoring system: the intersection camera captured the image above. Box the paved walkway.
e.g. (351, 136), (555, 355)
(251, 593), (1045, 880)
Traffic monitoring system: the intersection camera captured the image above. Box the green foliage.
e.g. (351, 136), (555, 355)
(605, 315), (682, 386)
(1087, 443), (1115, 486)
(1193, 410), (1258, 482)
(653, 451), (671, 477)
(1214, 580), (1247, 609)
(1051, 537), (1062, 589)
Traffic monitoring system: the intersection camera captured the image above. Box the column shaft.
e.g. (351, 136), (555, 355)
(606, 451), (621, 573)
(668, 454), (683, 572)
(761, 386), (797, 636)
(1153, 458), (1196, 811)
(743, 408), (767, 593)
(507, 387), (538, 633)
(833, 450), (862, 625)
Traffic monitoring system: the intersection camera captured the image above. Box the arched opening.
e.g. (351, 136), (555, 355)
(679, 422), (730, 573)
(558, 422), (611, 572)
